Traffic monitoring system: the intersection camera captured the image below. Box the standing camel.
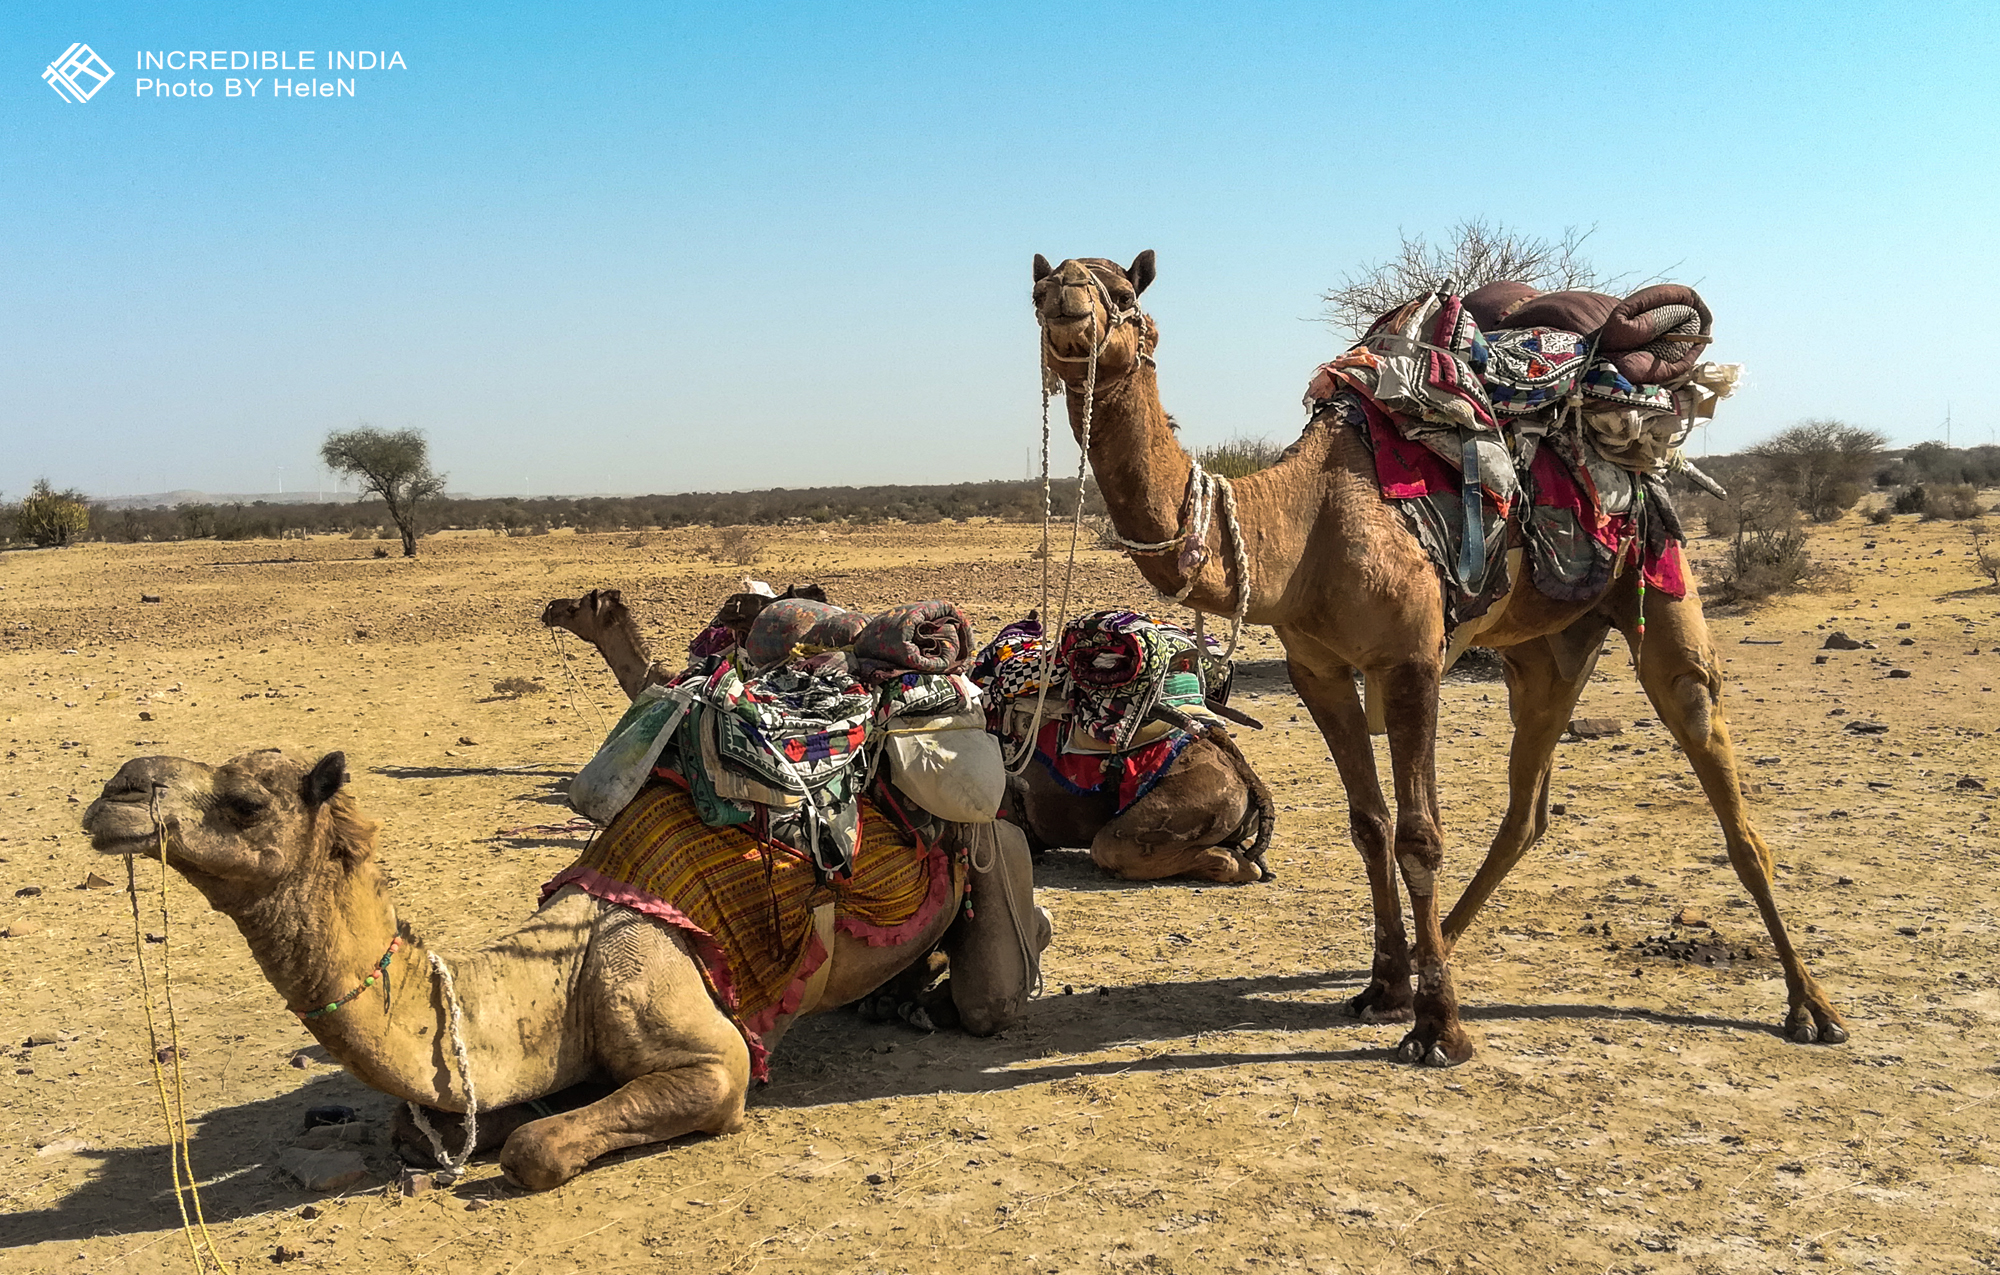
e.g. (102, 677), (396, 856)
(543, 589), (1276, 883)
(1028, 251), (1846, 1064)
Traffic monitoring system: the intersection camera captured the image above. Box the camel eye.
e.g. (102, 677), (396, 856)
(218, 790), (270, 822)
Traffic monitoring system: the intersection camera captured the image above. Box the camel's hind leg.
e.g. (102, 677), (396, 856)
(1286, 651), (1413, 1023)
(1089, 740), (1259, 883)
(500, 914), (752, 1189)
(1618, 587), (1848, 1044)
(1443, 619), (1610, 948)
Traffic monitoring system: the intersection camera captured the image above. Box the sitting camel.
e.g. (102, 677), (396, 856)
(84, 748), (1047, 1189)
(1029, 250), (1846, 1064)
(542, 589), (1276, 885)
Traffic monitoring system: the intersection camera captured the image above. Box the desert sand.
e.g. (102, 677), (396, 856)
(1, 515), (1995, 1273)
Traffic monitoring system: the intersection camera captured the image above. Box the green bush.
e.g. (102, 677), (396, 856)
(1892, 485), (1927, 515)
(15, 479), (89, 547)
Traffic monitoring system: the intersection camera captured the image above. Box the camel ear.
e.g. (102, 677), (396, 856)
(1032, 253), (1054, 282)
(1128, 250), (1157, 296)
(303, 752), (348, 808)
(602, 588), (622, 605)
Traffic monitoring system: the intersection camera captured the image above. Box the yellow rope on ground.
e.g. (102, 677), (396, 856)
(126, 790), (235, 1274)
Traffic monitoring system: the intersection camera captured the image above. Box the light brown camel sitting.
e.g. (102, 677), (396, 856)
(1029, 251), (1847, 1064)
(83, 748), (1047, 1188)
(542, 589), (1277, 885)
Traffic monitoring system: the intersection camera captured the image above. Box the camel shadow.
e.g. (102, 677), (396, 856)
(0, 1072), (401, 1250)
(4, 971), (1794, 1244)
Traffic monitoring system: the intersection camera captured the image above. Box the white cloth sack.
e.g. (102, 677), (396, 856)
(884, 711), (1004, 824)
(568, 684), (694, 826)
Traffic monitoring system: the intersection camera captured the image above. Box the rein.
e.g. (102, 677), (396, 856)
(1032, 261), (1253, 664)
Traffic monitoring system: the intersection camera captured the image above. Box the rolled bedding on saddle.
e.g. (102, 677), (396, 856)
(1594, 284), (1711, 385)
(853, 601), (974, 684)
(744, 599), (865, 667)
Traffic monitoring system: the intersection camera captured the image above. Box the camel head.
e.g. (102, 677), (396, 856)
(82, 749), (373, 913)
(540, 588), (626, 639)
(1031, 251), (1158, 386)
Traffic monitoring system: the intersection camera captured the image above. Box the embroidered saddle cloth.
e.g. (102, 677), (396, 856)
(543, 780), (955, 1080)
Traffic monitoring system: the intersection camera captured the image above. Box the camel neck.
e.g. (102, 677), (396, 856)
(1065, 366), (1275, 619)
(223, 856), (470, 1106)
(599, 608), (657, 700)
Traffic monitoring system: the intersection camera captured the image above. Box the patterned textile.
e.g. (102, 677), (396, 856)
(1031, 719), (1195, 815)
(1481, 327), (1591, 418)
(1329, 390), (1686, 624)
(1305, 291), (1498, 432)
(1577, 360), (1677, 414)
(1344, 393), (1513, 626)
(853, 602), (975, 685)
(873, 670), (968, 722)
(1059, 610), (1194, 752)
(973, 619), (1057, 710)
(664, 651), (876, 875)
(542, 780), (954, 1081)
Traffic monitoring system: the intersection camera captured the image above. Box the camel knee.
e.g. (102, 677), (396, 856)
(1672, 672), (1715, 747)
(1348, 809), (1392, 859)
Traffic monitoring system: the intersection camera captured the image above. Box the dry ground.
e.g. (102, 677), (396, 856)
(0, 516), (1995, 1274)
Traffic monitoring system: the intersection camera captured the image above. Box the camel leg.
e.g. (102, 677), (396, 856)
(1442, 623), (1608, 948)
(1089, 739), (1259, 882)
(1375, 660), (1472, 1066)
(500, 915), (751, 1190)
(947, 821), (1053, 1034)
(1617, 588), (1848, 1044)
(1287, 653), (1413, 1023)
(498, 1063), (747, 1191)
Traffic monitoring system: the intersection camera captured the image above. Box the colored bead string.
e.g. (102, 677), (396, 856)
(296, 935), (401, 1020)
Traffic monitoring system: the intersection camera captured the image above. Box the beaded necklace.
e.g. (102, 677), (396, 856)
(295, 935), (402, 1020)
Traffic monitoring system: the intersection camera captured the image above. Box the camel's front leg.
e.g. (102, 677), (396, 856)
(500, 912), (751, 1190)
(1619, 589), (1847, 1044)
(1378, 660), (1473, 1066)
(1286, 651), (1412, 1023)
(498, 1062), (747, 1191)
(1443, 621), (1608, 948)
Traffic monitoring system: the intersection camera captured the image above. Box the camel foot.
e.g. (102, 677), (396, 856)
(498, 1122), (578, 1192)
(1345, 980), (1415, 1024)
(1785, 1002), (1850, 1045)
(1394, 1023), (1475, 1068)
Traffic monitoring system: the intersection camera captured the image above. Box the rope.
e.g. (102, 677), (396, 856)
(405, 953), (479, 1182)
(132, 789), (234, 1274)
(548, 626), (610, 737)
(1006, 278), (1117, 776)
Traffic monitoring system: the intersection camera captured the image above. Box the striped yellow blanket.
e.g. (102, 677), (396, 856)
(541, 780), (954, 1078)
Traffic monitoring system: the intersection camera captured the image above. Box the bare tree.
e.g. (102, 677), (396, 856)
(320, 426), (446, 557)
(1748, 419), (1886, 523)
(1321, 219), (1631, 341)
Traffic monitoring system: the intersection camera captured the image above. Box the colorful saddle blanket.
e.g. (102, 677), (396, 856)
(542, 781), (955, 1080)
(1029, 718), (1195, 815)
(1332, 391), (1687, 626)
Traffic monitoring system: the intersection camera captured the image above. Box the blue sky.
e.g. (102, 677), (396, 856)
(3, 1), (1995, 499)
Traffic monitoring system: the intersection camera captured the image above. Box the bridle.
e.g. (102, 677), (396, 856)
(1016, 260), (1251, 763)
